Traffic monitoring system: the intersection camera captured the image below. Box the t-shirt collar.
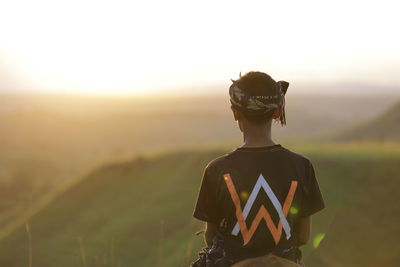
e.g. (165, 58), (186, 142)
(235, 144), (282, 152)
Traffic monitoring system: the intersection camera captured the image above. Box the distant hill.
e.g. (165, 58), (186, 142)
(0, 144), (400, 267)
(334, 101), (400, 142)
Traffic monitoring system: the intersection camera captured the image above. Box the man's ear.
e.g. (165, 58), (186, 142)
(230, 105), (240, 121)
(272, 107), (282, 119)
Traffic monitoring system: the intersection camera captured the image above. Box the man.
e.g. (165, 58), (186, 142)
(191, 71), (325, 267)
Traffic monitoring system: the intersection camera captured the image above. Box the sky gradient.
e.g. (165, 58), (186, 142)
(0, 0), (399, 95)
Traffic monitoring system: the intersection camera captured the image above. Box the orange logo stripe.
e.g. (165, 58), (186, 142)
(224, 173), (298, 245)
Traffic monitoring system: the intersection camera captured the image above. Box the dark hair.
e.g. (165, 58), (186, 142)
(233, 71), (280, 124)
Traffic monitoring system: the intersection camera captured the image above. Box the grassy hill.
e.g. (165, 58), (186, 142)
(334, 101), (400, 142)
(0, 143), (400, 267)
(1, 92), (399, 231)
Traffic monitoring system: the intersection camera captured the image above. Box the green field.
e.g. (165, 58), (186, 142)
(0, 142), (399, 267)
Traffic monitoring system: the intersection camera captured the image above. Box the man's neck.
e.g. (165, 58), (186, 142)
(241, 121), (276, 148)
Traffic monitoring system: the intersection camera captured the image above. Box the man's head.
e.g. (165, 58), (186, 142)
(229, 71), (289, 130)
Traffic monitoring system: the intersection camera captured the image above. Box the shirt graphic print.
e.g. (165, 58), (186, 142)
(223, 173), (297, 245)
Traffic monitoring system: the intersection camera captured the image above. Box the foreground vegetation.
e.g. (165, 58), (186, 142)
(0, 142), (399, 267)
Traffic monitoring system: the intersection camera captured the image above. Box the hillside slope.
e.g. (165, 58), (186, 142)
(334, 101), (400, 142)
(0, 144), (400, 267)
(1, 93), (399, 232)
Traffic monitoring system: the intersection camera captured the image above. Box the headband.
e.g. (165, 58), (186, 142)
(229, 79), (289, 126)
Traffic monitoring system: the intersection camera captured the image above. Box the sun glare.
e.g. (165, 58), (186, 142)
(0, 0), (399, 95)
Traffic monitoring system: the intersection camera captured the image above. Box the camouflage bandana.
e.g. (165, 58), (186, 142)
(229, 79), (289, 126)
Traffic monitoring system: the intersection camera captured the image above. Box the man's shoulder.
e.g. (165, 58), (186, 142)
(280, 146), (312, 166)
(204, 152), (232, 172)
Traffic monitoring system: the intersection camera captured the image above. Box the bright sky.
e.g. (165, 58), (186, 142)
(0, 0), (399, 95)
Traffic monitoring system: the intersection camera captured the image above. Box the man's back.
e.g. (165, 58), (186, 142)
(191, 71), (325, 266)
(193, 144), (325, 260)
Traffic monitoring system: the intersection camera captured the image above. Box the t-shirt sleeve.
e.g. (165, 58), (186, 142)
(193, 165), (220, 223)
(299, 160), (325, 217)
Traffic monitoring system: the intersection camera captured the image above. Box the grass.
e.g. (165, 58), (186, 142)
(0, 143), (399, 267)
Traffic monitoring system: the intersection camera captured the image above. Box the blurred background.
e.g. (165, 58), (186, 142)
(0, 0), (399, 266)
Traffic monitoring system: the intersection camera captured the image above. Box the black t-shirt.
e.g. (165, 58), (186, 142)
(193, 144), (325, 255)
